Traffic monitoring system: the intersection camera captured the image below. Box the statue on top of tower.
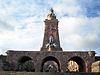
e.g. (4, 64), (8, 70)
(47, 8), (56, 20)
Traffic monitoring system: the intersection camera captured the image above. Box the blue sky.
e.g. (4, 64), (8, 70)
(0, 0), (100, 55)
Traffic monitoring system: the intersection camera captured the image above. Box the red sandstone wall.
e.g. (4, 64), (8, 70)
(6, 51), (95, 72)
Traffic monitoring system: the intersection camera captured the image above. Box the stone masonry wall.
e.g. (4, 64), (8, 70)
(6, 50), (95, 72)
(91, 61), (100, 72)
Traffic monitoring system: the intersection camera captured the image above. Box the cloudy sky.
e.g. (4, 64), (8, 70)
(0, 0), (100, 55)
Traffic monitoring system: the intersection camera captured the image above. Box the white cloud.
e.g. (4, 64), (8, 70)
(0, 0), (100, 56)
(59, 16), (100, 55)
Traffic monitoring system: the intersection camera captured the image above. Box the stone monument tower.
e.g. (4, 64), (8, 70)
(5, 8), (98, 72)
(41, 8), (62, 51)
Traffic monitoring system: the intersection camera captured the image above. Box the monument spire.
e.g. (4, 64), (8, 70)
(50, 8), (54, 14)
(47, 8), (56, 20)
(41, 8), (62, 51)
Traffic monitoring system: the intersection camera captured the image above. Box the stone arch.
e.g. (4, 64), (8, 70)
(40, 56), (61, 72)
(18, 56), (32, 63)
(68, 56), (86, 72)
(16, 56), (35, 72)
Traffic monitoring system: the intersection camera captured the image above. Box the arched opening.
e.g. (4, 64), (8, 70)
(16, 56), (35, 72)
(68, 56), (86, 72)
(41, 56), (61, 72)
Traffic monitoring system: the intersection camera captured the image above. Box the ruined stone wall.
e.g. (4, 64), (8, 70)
(0, 55), (7, 70)
(0, 59), (3, 70)
(91, 61), (100, 72)
(6, 51), (95, 72)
